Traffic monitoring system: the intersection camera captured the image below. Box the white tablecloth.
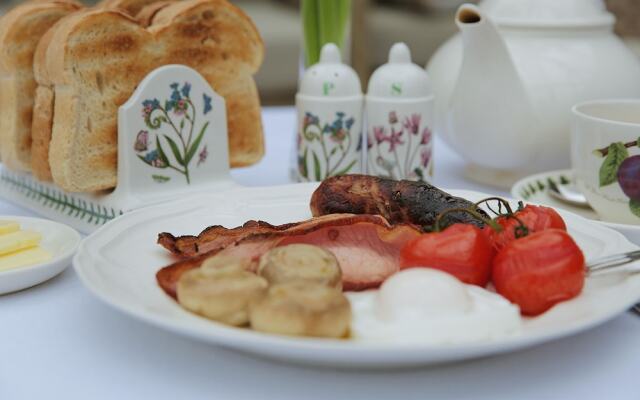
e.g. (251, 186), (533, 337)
(2, 107), (639, 400)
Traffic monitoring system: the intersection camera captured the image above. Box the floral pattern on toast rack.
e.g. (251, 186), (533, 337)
(135, 82), (210, 184)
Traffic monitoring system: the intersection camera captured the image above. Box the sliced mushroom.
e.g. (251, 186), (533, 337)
(177, 267), (267, 326)
(258, 244), (342, 289)
(249, 281), (351, 338)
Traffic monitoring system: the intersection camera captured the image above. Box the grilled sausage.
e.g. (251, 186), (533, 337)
(310, 175), (487, 230)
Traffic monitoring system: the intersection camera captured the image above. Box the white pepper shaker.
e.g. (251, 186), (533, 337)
(365, 42), (434, 182)
(295, 43), (363, 182)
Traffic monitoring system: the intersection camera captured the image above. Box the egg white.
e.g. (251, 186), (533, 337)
(347, 269), (521, 344)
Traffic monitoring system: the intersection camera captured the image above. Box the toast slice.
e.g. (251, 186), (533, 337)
(135, 1), (177, 27)
(98, 0), (180, 18)
(0, 1), (81, 172)
(31, 0), (176, 181)
(45, 9), (155, 191)
(31, 14), (68, 181)
(44, 0), (264, 192)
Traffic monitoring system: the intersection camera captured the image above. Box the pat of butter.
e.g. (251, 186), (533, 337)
(0, 247), (51, 272)
(0, 221), (20, 235)
(0, 230), (42, 256)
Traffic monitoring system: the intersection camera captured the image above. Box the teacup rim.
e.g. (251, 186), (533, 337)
(572, 98), (640, 128)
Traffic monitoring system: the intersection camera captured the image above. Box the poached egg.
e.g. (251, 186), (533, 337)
(347, 268), (521, 344)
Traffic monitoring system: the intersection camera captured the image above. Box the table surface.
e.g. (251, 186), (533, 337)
(2, 107), (640, 400)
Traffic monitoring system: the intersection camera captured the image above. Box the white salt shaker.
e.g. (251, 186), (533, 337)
(365, 43), (434, 182)
(295, 43), (363, 182)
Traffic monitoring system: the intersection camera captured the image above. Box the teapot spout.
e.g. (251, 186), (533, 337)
(455, 4), (516, 86)
(448, 4), (537, 170)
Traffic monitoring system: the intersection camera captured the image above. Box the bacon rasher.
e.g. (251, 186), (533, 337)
(156, 214), (422, 298)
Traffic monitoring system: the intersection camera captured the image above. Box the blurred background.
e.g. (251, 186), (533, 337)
(1, 0), (639, 105)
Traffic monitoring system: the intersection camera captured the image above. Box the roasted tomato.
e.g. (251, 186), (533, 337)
(399, 224), (494, 286)
(486, 205), (566, 250)
(492, 229), (585, 316)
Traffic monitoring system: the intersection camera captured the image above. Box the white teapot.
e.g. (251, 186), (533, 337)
(427, 0), (640, 186)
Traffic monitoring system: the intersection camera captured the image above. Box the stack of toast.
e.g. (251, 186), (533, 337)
(0, 0), (264, 192)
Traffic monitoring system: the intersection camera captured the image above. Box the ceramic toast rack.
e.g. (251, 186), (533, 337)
(0, 65), (237, 234)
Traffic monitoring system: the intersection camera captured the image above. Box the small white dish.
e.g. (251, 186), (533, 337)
(0, 216), (81, 295)
(75, 183), (640, 368)
(512, 169), (640, 246)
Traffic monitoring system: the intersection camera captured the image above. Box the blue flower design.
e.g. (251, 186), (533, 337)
(142, 99), (160, 109)
(181, 82), (191, 98)
(203, 93), (212, 115)
(170, 83), (181, 102)
(304, 112), (319, 126)
(142, 99), (160, 118)
(144, 150), (159, 163)
(346, 117), (354, 130)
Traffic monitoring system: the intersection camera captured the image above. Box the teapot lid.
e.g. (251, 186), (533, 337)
(367, 42), (432, 99)
(299, 43), (362, 98)
(479, 0), (615, 27)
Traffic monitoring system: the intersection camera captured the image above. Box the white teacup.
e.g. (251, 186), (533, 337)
(572, 99), (640, 224)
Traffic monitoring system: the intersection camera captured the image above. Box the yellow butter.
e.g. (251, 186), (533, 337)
(0, 221), (20, 235)
(0, 247), (52, 272)
(0, 230), (42, 256)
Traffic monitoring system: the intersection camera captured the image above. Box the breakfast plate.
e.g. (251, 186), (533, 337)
(512, 169), (640, 246)
(74, 183), (640, 368)
(0, 216), (81, 295)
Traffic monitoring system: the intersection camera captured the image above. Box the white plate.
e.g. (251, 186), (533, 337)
(74, 183), (640, 368)
(0, 216), (81, 295)
(512, 169), (640, 246)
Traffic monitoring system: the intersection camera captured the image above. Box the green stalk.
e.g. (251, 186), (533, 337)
(302, 0), (320, 67)
(302, 0), (351, 67)
(335, 0), (351, 48)
(317, 0), (334, 52)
